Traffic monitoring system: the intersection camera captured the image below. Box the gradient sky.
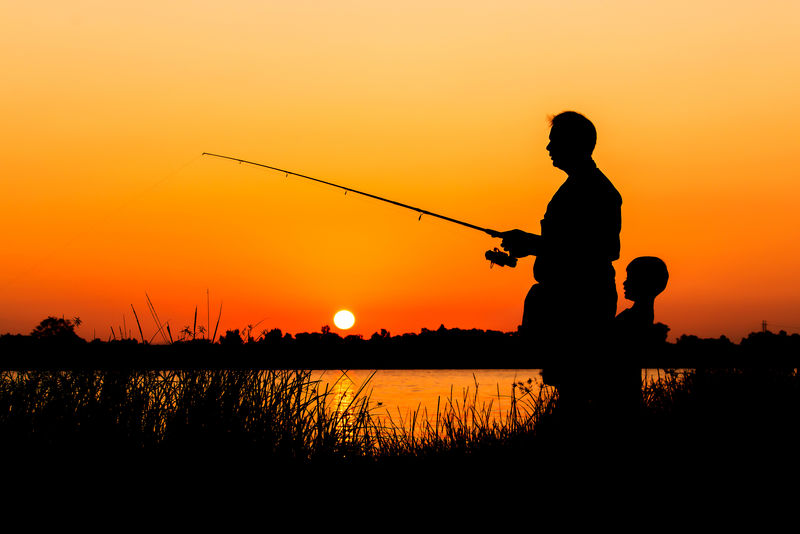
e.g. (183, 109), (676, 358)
(2, 1), (799, 342)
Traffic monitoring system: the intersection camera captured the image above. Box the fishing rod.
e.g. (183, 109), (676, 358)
(201, 152), (517, 267)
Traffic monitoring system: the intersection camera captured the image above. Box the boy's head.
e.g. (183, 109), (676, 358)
(623, 256), (669, 301)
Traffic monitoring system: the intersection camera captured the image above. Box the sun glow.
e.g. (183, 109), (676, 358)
(1, 3), (799, 342)
(333, 310), (355, 330)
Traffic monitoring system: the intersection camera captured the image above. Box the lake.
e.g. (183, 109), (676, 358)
(312, 369), (667, 428)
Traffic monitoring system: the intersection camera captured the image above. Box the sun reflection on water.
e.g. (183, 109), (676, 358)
(311, 369), (675, 437)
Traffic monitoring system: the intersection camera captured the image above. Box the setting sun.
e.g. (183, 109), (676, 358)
(333, 310), (355, 330)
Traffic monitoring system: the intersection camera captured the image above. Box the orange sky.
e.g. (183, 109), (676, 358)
(2, 1), (799, 342)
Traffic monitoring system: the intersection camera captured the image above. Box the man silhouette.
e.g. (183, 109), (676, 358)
(500, 112), (622, 388)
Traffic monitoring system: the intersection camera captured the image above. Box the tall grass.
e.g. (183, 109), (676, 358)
(640, 367), (800, 446)
(0, 368), (556, 464)
(3, 367), (796, 468)
(369, 377), (557, 459)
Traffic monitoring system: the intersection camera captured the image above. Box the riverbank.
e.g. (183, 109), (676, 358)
(1, 328), (798, 369)
(2, 366), (798, 466)
(3, 364), (799, 514)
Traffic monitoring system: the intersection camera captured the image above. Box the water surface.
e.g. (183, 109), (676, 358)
(312, 369), (544, 427)
(312, 368), (667, 426)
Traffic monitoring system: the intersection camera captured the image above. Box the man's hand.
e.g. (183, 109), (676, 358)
(499, 229), (541, 258)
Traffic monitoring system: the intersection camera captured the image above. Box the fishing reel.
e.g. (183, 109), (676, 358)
(485, 248), (517, 268)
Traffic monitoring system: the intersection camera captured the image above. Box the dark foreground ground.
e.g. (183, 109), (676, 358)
(9, 398), (798, 514)
(2, 328), (799, 509)
(3, 366), (799, 480)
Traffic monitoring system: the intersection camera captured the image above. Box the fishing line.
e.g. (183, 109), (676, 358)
(201, 152), (519, 268)
(201, 152), (504, 238)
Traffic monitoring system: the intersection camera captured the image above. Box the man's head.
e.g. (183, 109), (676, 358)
(623, 256), (669, 302)
(546, 111), (597, 170)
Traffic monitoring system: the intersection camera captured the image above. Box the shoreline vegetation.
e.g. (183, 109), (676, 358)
(1, 316), (798, 369)
(1, 316), (799, 483)
(2, 365), (799, 478)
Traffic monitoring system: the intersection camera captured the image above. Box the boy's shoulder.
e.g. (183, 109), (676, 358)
(615, 307), (637, 322)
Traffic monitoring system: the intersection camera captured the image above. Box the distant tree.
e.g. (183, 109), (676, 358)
(370, 329), (391, 342)
(261, 328), (283, 344)
(30, 316), (84, 343)
(321, 325), (331, 335)
(219, 329), (243, 346)
(652, 322), (670, 343)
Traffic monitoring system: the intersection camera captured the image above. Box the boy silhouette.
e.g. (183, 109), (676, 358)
(597, 256), (669, 431)
(616, 256), (669, 340)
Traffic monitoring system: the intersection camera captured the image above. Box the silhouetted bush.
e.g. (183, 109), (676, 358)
(30, 316), (84, 345)
(219, 329), (244, 346)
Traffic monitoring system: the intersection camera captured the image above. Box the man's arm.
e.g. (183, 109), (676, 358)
(499, 229), (542, 258)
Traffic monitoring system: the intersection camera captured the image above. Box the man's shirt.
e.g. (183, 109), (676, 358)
(533, 162), (622, 288)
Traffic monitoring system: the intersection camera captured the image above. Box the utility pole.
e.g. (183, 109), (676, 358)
(762, 320), (768, 333)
